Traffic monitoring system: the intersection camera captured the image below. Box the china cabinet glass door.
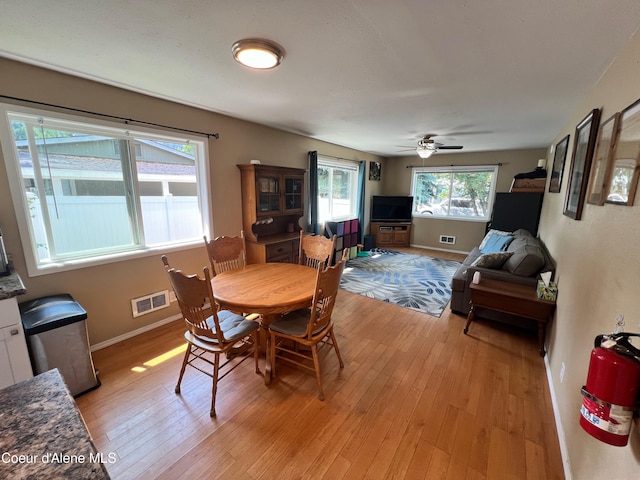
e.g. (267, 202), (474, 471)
(257, 175), (281, 214)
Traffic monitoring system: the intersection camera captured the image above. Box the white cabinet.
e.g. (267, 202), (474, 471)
(0, 297), (33, 389)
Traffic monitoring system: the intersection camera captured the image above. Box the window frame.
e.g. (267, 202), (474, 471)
(0, 103), (211, 276)
(410, 164), (499, 222)
(316, 156), (359, 223)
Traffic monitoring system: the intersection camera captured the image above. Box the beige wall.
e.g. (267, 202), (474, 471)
(383, 149), (546, 252)
(0, 58), (384, 345)
(538, 30), (640, 478)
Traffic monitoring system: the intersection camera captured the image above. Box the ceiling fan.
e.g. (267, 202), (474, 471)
(399, 135), (464, 158)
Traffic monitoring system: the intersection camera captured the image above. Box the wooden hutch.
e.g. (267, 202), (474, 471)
(237, 164), (306, 264)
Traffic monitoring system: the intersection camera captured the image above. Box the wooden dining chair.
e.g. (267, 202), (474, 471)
(161, 255), (260, 417)
(268, 255), (346, 400)
(299, 231), (337, 270)
(204, 231), (246, 276)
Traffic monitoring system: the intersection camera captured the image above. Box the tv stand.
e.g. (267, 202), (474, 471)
(370, 222), (411, 247)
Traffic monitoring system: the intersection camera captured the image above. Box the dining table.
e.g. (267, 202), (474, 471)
(211, 262), (318, 384)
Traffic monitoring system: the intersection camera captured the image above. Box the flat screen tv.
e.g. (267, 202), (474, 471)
(371, 195), (413, 222)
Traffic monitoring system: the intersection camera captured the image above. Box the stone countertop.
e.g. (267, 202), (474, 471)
(0, 271), (26, 300)
(0, 369), (111, 479)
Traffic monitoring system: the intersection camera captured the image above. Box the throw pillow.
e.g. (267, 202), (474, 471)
(480, 231), (514, 253)
(503, 245), (545, 276)
(471, 251), (514, 269)
(479, 229), (512, 251)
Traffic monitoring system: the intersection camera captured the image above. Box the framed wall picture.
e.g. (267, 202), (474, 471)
(605, 98), (640, 206)
(369, 161), (381, 181)
(563, 108), (601, 220)
(549, 135), (569, 193)
(586, 112), (620, 205)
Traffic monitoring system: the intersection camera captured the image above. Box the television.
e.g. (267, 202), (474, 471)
(371, 195), (413, 222)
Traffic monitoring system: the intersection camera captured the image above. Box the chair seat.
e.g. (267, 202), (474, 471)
(198, 310), (259, 343)
(270, 308), (325, 337)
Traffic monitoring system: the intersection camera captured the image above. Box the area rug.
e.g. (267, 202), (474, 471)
(340, 248), (461, 317)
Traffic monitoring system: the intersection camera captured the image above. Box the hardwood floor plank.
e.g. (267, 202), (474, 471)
(75, 247), (564, 480)
(486, 427), (509, 479)
(341, 412), (394, 479)
(380, 420), (424, 480)
(507, 393), (527, 479)
(425, 447), (451, 478)
(525, 439), (547, 480)
(435, 403), (461, 454)
(404, 437), (435, 480)
(444, 409), (475, 480)
(363, 385), (422, 479)
(420, 348), (464, 446)
(320, 454), (351, 480)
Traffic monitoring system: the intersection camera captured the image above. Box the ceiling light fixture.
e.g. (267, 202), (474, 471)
(232, 38), (284, 70)
(416, 147), (435, 159)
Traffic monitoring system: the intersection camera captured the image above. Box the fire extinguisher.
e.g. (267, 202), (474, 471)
(580, 332), (640, 446)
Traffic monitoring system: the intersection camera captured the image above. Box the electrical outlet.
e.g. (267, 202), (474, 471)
(560, 362), (566, 383)
(169, 291), (177, 303)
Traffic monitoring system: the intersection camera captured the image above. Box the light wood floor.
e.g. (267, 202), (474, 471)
(76, 247), (564, 480)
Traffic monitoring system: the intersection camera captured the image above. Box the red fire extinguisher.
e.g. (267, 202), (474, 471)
(580, 332), (640, 446)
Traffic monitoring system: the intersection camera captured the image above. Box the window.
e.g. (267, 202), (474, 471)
(607, 158), (635, 202)
(317, 156), (358, 222)
(0, 104), (210, 275)
(411, 165), (498, 221)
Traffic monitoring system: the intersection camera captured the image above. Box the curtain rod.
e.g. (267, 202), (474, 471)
(0, 94), (220, 139)
(318, 153), (346, 161)
(406, 162), (503, 168)
(318, 153), (362, 162)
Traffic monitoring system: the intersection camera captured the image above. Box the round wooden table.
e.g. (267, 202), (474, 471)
(212, 263), (318, 383)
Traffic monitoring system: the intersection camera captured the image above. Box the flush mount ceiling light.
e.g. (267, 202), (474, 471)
(232, 38), (284, 69)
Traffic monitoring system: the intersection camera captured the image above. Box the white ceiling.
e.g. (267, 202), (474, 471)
(2, 1), (640, 157)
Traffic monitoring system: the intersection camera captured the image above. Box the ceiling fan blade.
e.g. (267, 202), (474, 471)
(437, 146), (463, 150)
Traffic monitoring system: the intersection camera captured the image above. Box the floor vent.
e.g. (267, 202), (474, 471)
(439, 235), (456, 245)
(131, 290), (170, 317)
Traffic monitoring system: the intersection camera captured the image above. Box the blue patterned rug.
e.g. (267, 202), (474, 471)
(340, 248), (461, 317)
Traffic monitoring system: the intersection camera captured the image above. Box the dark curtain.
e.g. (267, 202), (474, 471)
(356, 161), (366, 243)
(307, 151), (319, 233)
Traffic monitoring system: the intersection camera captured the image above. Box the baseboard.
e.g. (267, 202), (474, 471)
(410, 243), (469, 256)
(90, 313), (183, 352)
(544, 353), (573, 480)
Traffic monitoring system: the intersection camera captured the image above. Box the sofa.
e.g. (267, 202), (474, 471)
(450, 228), (555, 319)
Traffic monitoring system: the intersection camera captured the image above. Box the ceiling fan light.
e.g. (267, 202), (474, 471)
(417, 147), (434, 159)
(232, 39), (284, 69)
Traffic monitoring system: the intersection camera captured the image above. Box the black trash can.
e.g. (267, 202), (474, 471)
(20, 294), (100, 397)
(363, 235), (375, 251)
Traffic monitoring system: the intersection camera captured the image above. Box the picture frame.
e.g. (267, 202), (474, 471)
(563, 108), (601, 220)
(605, 98), (640, 206)
(586, 112), (620, 205)
(548, 135), (569, 193)
(369, 161), (381, 181)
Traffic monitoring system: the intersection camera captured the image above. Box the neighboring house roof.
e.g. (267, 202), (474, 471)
(15, 135), (196, 177)
(18, 152), (196, 177)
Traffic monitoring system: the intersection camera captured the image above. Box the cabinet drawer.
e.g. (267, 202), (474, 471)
(266, 241), (294, 261)
(0, 297), (20, 329)
(269, 253), (292, 263)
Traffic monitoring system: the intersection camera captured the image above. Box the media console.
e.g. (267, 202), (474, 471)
(370, 222), (411, 247)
